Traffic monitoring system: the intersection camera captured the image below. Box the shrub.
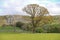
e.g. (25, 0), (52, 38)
(35, 27), (44, 33)
(21, 23), (33, 31)
(16, 22), (24, 28)
(48, 27), (60, 33)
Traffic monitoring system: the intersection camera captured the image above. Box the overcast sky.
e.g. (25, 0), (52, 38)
(0, 0), (60, 15)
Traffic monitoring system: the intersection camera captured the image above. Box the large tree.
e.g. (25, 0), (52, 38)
(23, 4), (52, 32)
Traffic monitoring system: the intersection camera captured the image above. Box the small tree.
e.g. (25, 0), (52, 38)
(23, 4), (52, 32)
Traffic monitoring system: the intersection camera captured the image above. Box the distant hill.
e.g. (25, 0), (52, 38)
(53, 15), (60, 20)
(0, 15), (60, 26)
(0, 15), (31, 26)
(0, 16), (6, 26)
(52, 15), (60, 24)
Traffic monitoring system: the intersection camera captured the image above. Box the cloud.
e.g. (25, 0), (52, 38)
(0, 0), (60, 15)
(45, 2), (60, 15)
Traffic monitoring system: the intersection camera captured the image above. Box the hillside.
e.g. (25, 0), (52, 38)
(0, 16), (6, 26)
(53, 15), (60, 24)
(0, 15), (30, 26)
(0, 15), (60, 26)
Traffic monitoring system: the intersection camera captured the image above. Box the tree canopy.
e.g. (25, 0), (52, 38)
(23, 4), (52, 32)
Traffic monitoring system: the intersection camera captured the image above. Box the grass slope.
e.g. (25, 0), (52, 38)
(0, 33), (60, 40)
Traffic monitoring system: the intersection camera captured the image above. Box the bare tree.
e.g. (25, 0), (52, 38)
(5, 15), (16, 32)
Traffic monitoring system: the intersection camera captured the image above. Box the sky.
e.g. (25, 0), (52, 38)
(0, 0), (60, 16)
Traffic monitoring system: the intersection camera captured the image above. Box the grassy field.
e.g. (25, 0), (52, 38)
(0, 33), (60, 40)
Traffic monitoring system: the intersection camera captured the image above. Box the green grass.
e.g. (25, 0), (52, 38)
(0, 33), (60, 40)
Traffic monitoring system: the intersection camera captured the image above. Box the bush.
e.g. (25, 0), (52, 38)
(35, 27), (44, 33)
(48, 27), (60, 33)
(21, 23), (33, 31)
(41, 24), (60, 33)
(16, 22), (24, 28)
